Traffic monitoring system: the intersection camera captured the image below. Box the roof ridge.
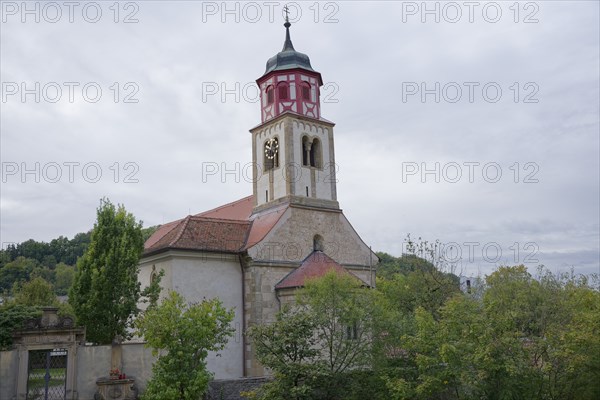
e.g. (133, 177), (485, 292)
(170, 215), (192, 246)
(274, 251), (370, 290)
(196, 195), (253, 217)
(144, 218), (182, 248)
(300, 249), (323, 263)
(243, 204), (290, 250)
(190, 215), (251, 225)
(274, 250), (338, 289)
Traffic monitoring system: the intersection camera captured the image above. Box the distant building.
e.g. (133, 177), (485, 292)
(138, 20), (378, 378)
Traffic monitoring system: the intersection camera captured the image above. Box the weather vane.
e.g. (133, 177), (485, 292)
(283, 5), (290, 23)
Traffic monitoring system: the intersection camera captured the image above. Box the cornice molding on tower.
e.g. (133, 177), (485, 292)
(251, 195), (340, 215)
(249, 111), (334, 133)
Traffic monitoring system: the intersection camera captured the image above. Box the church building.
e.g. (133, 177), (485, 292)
(138, 20), (378, 379)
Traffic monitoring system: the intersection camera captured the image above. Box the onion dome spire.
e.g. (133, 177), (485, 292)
(263, 7), (315, 75)
(282, 6), (294, 51)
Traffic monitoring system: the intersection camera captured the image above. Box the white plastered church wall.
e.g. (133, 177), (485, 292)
(138, 251), (244, 379)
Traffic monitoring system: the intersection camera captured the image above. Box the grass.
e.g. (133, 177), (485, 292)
(28, 368), (66, 388)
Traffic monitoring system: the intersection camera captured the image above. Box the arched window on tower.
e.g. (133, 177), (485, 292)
(264, 137), (279, 170)
(313, 234), (324, 252)
(310, 138), (321, 168)
(278, 83), (288, 100)
(266, 85), (274, 104)
(302, 136), (310, 166)
(301, 82), (311, 101)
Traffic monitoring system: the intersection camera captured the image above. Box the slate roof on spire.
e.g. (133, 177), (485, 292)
(263, 19), (316, 75)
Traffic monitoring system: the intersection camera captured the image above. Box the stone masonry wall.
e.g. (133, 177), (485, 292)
(243, 263), (294, 376)
(2, 345), (263, 400)
(205, 377), (270, 400)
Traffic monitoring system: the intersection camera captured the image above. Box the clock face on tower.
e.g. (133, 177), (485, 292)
(264, 138), (279, 160)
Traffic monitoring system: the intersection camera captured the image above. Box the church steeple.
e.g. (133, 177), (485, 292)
(251, 19), (338, 212)
(256, 18), (323, 123)
(282, 13), (294, 51)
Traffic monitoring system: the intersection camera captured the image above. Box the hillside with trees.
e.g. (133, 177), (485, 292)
(0, 200), (160, 350)
(0, 226), (159, 296)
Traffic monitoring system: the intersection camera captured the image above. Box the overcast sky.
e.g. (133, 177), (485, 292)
(1, 1), (598, 278)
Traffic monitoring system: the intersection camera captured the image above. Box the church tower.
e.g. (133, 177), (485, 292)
(140, 16), (378, 379)
(251, 17), (339, 212)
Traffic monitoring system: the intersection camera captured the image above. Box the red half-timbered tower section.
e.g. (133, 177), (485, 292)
(256, 19), (323, 123)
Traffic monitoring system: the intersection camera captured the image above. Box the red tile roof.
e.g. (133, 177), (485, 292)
(244, 203), (288, 249)
(144, 218), (182, 249)
(144, 215), (251, 255)
(143, 195), (287, 255)
(195, 195), (254, 220)
(275, 251), (367, 290)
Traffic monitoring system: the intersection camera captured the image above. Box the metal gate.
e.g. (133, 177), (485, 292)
(26, 349), (67, 400)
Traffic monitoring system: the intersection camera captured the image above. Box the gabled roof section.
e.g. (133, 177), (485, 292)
(275, 251), (367, 290)
(244, 202), (288, 249)
(144, 218), (182, 249)
(144, 215), (251, 255)
(143, 195), (287, 256)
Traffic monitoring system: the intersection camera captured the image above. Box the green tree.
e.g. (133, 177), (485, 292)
(386, 265), (600, 400)
(299, 272), (384, 376)
(0, 243), (18, 267)
(0, 275), (78, 350)
(66, 231), (91, 264)
(69, 198), (158, 344)
(377, 235), (460, 319)
(135, 291), (235, 400)
(0, 232), (91, 291)
(247, 306), (324, 400)
(376, 252), (436, 279)
(18, 239), (49, 262)
(29, 265), (56, 285)
(13, 277), (58, 307)
(0, 256), (37, 292)
(0, 302), (41, 350)
(247, 271), (389, 400)
(54, 263), (75, 296)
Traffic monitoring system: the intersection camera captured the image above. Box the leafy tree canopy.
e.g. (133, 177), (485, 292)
(69, 198), (160, 344)
(0, 302), (41, 350)
(0, 225), (160, 296)
(135, 291), (235, 400)
(12, 276), (59, 307)
(385, 265), (600, 400)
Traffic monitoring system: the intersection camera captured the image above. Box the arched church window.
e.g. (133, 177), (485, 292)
(278, 83), (288, 100)
(266, 86), (274, 104)
(301, 82), (311, 101)
(150, 265), (157, 284)
(310, 138), (321, 168)
(264, 137), (279, 170)
(313, 234), (324, 252)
